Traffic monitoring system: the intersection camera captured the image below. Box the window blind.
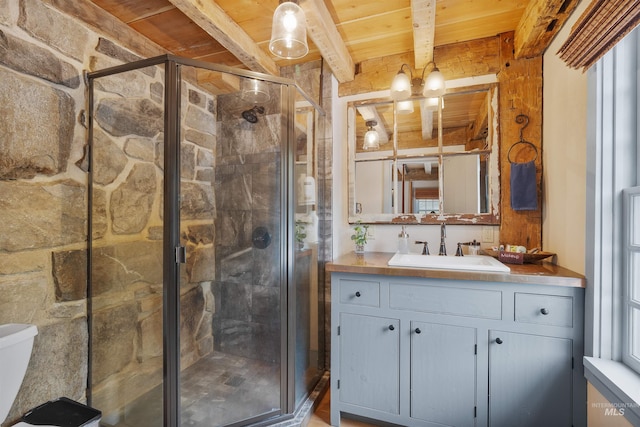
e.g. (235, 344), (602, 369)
(558, 0), (640, 70)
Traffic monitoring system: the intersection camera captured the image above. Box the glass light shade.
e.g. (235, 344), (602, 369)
(241, 78), (270, 104)
(269, 1), (308, 59)
(363, 129), (380, 150)
(425, 97), (444, 110)
(423, 69), (446, 97)
(396, 100), (414, 114)
(390, 71), (412, 101)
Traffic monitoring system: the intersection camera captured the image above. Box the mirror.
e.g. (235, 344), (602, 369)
(348, 80), (499, 224)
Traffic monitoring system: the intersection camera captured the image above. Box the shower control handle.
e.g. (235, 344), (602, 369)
(252, 226), (272, 249)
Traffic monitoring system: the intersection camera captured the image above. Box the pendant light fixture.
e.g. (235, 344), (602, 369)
(269, 0), (309, 59)
(363, 120), (380, 150)
(241, 78), (270, 104)
(390, 62), (446, 101)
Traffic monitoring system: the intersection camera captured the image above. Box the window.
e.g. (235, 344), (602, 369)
(586, 24), (640, 372)
(413, 188), (439, 214)
(583, 18), (640, 427)
(623, 188), (640, 373)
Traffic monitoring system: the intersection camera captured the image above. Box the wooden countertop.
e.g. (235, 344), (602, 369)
(326, 252), (586, 288)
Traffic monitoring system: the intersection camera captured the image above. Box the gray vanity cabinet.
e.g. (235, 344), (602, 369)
(411, 321), (477, 426)
(330, 272), (585, 427)
(338, 313), (400, 415)
(488, 330), (573, 427)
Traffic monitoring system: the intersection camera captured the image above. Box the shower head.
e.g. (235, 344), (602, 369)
(241, 106), (265, 123)
(242, 109), (258, 123)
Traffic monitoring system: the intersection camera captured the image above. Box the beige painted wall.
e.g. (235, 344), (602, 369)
(542, 0), (589, 275)
(587, 383), (633, 427)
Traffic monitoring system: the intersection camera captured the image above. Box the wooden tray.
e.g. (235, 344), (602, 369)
(483, 249), (556, 263)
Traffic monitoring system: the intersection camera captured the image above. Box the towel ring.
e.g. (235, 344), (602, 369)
(508, 114), (538, 163)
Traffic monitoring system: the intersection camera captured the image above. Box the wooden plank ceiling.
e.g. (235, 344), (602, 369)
(86, 0), (578, 83)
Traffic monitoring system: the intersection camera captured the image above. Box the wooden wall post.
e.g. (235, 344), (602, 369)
(497, 32), (543, 250)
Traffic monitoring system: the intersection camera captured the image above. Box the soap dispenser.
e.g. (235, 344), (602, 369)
(398, 226), (409, 254)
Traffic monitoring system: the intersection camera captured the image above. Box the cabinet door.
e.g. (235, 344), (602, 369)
(411, 322), (477, 427)
(489, 331), (573, 427)
(339, 313), (400, 414)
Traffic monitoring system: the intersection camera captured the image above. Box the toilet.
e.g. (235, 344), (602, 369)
(0, 323), (38, 426)
(0, 323), (100, 427)
(0, 323), (102, 427)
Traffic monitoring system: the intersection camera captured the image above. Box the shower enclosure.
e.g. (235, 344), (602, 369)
(86, 55), (325, 427)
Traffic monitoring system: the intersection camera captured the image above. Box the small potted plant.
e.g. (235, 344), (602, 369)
(351, 222), (369, 253)
(295, 222), (307, 250)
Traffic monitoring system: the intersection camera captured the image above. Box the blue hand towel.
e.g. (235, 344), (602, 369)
(510, 160), (538, 211)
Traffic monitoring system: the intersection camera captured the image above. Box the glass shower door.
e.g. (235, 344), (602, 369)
(88, 61), (167, 426)
(293, 102), (323, 407)
(89, 56), (323, 427)
(177, 67), (286, 426)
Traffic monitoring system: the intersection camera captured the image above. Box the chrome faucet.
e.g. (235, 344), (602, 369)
(439, 223), (447, 256)
(415, 241), (430, 255)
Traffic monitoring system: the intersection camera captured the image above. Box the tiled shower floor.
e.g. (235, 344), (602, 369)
(105, 351), (280, 427)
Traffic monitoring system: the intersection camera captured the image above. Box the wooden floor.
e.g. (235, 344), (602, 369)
(308, 391), (377, 427)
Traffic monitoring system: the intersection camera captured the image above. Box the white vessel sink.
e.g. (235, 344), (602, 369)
(388, 253), (510, 273)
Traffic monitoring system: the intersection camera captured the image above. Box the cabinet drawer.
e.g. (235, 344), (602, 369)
(389, 283), (502, 319)
(514, 293), (573, 327)
(339, 279), (380, 307)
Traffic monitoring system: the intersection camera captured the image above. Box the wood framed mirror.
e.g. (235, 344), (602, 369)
(347, 78), (500, 225)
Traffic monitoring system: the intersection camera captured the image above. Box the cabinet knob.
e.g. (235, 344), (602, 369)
(415, 328), (422, 334)
(495, 337), (503, 344)
(355, 291), (361, 297)
(388, 325), (395, 331)
(540, 308), (549, 315)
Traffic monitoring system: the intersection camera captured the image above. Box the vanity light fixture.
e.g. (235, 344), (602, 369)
(422, 62), (446, 98)
(269, 0), (308, 59)
(363, 120), (380, 150)
(241, 78), (270, 104)
(396, 99), (414, 115)
(390, 62), (446, 101)
(425, 96), (444, 110)
(390, 64), (412, 101)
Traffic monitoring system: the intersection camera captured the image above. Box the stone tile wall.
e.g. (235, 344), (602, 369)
(212, 86), (283, 363)
(1, 1), (102, 424)
(0, 0), (215, 424)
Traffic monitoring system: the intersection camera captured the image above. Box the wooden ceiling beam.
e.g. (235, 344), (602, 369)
(418, 100), (434, 141)
(301, 0), (355, 83)
(470, 91), (490, 141)
(196, 70), (241, 95)
(167, 0), (279, 75)
(514, 0), (581, 59)
(411, 0), (436, 69)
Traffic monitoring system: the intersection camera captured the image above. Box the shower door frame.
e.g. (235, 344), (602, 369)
(87, 54), (323, 427)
